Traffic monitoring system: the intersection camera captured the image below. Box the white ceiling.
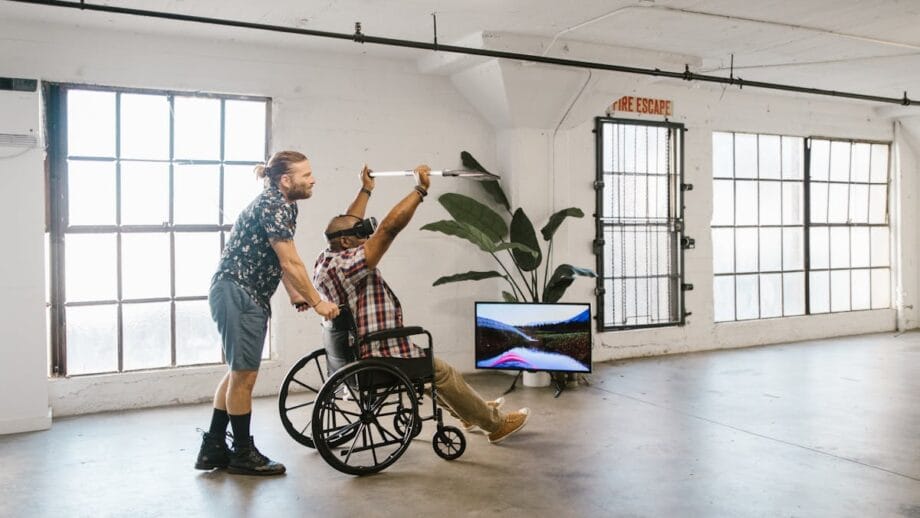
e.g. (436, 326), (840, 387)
(3, 0), (920, 104)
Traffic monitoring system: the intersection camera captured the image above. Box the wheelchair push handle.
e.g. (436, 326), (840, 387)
(293, 301), (348, 312)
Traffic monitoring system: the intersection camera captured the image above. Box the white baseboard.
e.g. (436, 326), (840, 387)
(0, 407), (52, 435)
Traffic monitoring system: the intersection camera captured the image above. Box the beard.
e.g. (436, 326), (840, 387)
(290, 185), (313, 200)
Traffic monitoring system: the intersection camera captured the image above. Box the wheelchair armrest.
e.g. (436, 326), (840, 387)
(362, 326), (426, 343)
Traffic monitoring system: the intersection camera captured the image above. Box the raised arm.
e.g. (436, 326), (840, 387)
(270, 238), (340, 319)
(363, 165), (430, 269)
(343, 165), (375, 219)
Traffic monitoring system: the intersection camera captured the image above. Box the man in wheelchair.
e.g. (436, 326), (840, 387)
(310, 165), (530, 445)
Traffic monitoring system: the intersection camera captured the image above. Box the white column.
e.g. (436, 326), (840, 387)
(0, 88), (51, 434)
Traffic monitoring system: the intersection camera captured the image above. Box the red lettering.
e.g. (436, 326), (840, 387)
(611, 96), (672, 115)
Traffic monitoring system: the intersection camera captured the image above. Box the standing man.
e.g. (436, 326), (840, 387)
(313, 165), (530, 445)
(195, 150), (340, 476)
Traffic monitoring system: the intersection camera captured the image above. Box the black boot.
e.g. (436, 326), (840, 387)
(228, 436), (286, 476)
(195, 432), (230, 470)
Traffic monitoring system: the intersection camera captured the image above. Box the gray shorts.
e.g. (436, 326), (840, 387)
(209, 278), (268, 371)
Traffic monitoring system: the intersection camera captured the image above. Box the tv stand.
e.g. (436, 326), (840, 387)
(501, 371), (589, 397)
(551, 372), (567, 398)
(501, 370), (524, 395)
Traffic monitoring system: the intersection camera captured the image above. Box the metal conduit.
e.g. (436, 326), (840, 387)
(6, 0), (916, 107)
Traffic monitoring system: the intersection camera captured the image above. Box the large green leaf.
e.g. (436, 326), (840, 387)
(461, 151), (510, 211)
(422, 220), (540, 261)
(437, 193), (507, 242)
(478, 180), (511, 213)
(420, 220), (495, 253)
(543, 264), (596, 303)
(541, 207), (584, 241)
(502, 291), (518, 302)
(494, 242), (538, 257)
(432, 270), (503, 286)
(510, 208), (542, 271)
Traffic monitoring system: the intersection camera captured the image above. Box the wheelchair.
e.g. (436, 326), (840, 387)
(278, 307), (466, 475)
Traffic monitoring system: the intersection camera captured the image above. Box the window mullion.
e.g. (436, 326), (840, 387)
(169, 94), (177, 368)
(804, 139), (812, 315)
(115, 92), (124, 373)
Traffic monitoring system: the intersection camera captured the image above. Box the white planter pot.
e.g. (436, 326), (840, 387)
(521, 371), (551, 387)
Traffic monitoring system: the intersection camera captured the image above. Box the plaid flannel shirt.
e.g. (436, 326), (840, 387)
(312, 245), (424, 359)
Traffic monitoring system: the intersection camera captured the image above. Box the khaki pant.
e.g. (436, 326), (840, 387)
(433, 357), (503, 433)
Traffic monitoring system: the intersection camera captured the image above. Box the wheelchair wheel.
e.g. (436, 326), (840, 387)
(278, 348), (356, 449)
(312, 360), (419, 476)
(432, 426), (466, 461)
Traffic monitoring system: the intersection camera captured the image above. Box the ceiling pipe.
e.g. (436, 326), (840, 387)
(4, 0), (916, 107)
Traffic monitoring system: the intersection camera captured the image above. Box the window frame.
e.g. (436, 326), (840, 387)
(804, 136), (892, 315)
(710, 130), (892, 322)
(594, 116), (687, 331)
(45, 82), (272, 376)
(711, 132), (807, 320)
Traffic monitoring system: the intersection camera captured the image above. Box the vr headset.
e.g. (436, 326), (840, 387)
(324, 216), (377, 240)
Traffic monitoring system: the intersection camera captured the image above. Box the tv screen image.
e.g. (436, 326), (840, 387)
(475, 302), (592, 373)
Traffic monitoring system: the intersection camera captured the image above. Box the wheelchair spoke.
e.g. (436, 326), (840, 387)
(312, 356), (326, 384)
(343, 376), (363, 408)
(342, 422), (366, 466)
(373, 419), (401, 443)
(290, 378), (320, 393)
(321, 400), (362, 419)
(369, 384), (399, 414)
(285, 398), (317, 412)
(368, 425), (379, 466)
(326, 406), (356, 436)
(325, 420), (360, 442)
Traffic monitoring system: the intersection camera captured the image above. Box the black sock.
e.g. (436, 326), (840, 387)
(229, 412), (252, 448)
(208, 408), (229, 436)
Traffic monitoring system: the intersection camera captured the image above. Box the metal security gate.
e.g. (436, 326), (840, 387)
(595, 117), (687, 330)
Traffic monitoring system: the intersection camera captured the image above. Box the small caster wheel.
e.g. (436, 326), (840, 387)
(432, 426), (466, 460)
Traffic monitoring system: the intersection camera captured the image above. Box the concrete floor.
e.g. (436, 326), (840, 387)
(1, 331), (919, 518)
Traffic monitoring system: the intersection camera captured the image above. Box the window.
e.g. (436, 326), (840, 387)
(595, 118), (687, 330)
(711, 132), (890, 322)
(807, 138), (891, 313)
(711, 133), (806, 320)
(46, 84), (271, 375)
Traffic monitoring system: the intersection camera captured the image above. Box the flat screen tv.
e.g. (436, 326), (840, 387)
(475, 302), (592, 373)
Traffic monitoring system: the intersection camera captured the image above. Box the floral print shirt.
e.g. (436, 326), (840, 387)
(213, 184), (297, 313)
